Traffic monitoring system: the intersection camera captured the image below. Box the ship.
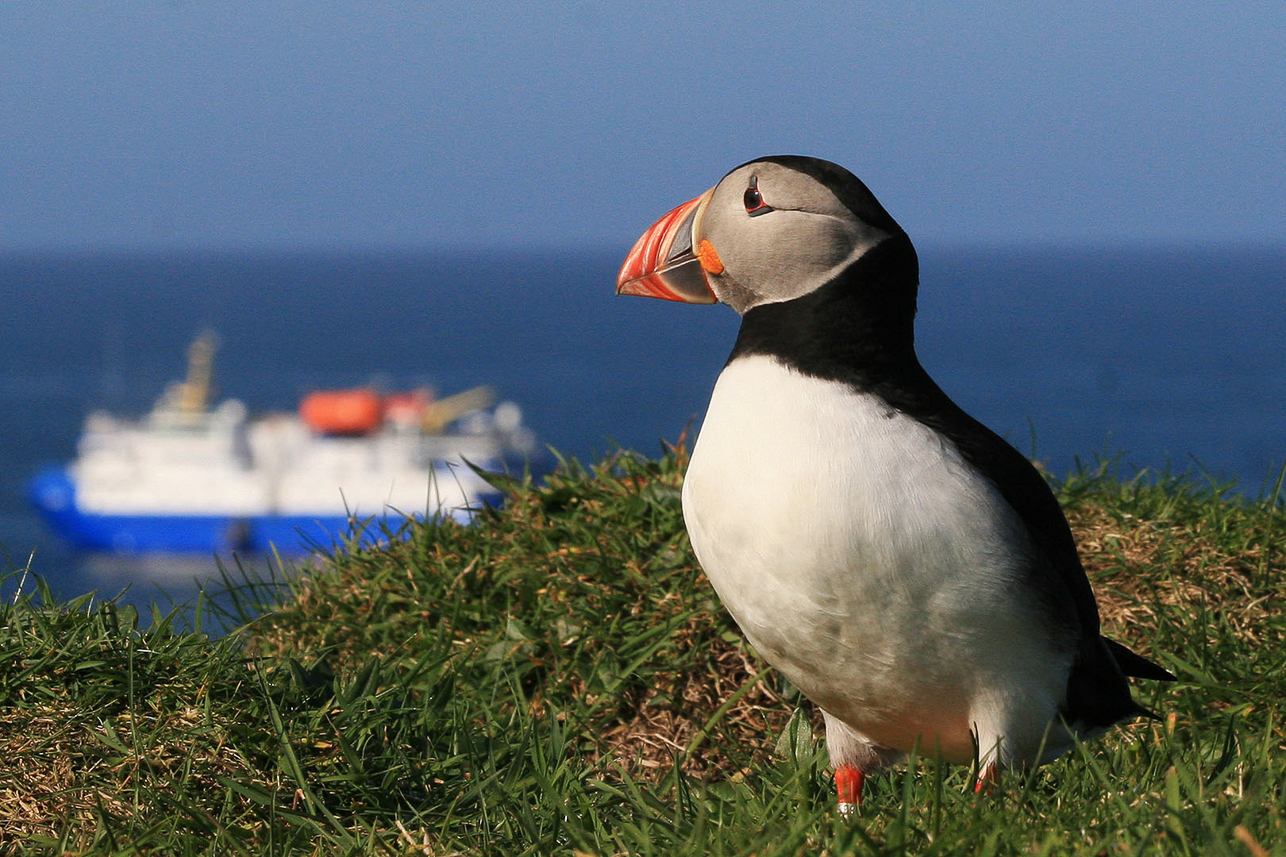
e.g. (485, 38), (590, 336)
(27, 333), (537, 554)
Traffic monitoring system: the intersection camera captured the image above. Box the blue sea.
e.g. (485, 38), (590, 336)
(1, 246), (1283, 611)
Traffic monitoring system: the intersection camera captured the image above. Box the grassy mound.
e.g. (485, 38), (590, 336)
(1, 447), (1283, 855)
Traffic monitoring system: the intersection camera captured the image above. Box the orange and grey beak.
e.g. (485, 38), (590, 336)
(616, 190), (718, 304)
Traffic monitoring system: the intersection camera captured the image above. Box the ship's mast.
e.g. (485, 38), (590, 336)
(176, 331), (217, 416)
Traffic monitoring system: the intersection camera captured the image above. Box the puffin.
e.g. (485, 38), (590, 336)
(615, 155), (1172, 814)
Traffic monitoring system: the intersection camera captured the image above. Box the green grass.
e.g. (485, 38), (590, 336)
(1, 446), (1283, 855)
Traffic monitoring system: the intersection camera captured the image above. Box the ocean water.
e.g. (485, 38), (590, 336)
(1, 245), (1283, 610)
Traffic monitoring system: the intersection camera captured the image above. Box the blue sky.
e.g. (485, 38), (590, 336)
(2, 2), (1283, 251)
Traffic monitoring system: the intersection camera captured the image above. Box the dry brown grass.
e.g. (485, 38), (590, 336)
(1069, 501), (1282, 649)
(0, 697), (277, 846)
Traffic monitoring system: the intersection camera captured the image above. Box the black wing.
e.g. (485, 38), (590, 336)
(902, 372), (1172, 728)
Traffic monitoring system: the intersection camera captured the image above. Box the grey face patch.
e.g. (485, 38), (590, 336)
(699, 160), (897, 314)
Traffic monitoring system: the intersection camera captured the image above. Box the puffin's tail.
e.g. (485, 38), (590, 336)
(1065, 635), (1171, 731)
(1103, 637), (1175, 682)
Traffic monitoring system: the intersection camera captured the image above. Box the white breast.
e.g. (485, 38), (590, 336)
(682, 354), (1074, 761)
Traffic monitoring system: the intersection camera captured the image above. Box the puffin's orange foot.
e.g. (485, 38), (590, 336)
(973, 762), (999, 795)
(835, 763), (865, 818)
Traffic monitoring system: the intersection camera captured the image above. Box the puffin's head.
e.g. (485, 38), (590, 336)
(616, 156), (906, 315)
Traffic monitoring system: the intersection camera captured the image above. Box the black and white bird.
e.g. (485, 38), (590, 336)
(616, 155), (1172, 813)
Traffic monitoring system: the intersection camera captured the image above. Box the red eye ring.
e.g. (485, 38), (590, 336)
(744, 175), (773, 216)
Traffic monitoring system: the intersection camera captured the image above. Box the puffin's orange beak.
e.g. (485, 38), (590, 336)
(616, 190), (717, 304)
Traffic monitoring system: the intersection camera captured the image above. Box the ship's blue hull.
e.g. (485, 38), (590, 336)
(27, 466), (500, 554)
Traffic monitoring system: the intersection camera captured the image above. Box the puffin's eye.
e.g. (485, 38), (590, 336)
(743, 176), (773, 217)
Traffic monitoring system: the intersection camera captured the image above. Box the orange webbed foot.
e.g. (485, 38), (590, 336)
(974, 761), (1000, 795)
(835, 763), (865, 818)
